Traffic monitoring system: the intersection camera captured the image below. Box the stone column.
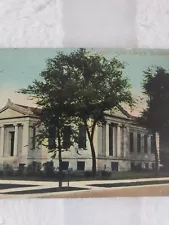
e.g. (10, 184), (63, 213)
(14, 124), (19, 156)
(117, 124), (121, 157)
(113, 126), (117, 157)
(105, 123), (109, 157)
(22, 121), (30, 161)
(0, 126), (4, 157)
(141, 133), (144, 155)
(123, 126), (128, 157)
(147, 134), (151, 156)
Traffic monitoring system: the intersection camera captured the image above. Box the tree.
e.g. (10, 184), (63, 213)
(140, 66), (169, 175)
(19, 48), (133, 179)
(60, 49), (133, 177)
(19, 53), (79, 188)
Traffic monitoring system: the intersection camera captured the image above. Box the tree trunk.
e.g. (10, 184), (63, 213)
(85, 122), (97, 179)
(90, 139), (97, 178)
(152, 131), (159, 176)
(57, 129), (62, 188)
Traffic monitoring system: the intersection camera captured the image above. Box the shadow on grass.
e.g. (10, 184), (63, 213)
(0, 183), (39, 190)
(4, 186), (88, 195)
(88, 180), (169, 188)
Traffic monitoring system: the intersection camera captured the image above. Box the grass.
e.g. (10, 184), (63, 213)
(88, 179), (169, 188)
(0, 171), (169, 182)
(4, 186), (88, 195)
(0, 183), (39, 190)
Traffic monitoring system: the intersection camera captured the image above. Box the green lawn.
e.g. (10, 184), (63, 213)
(0, 171), (169, 182)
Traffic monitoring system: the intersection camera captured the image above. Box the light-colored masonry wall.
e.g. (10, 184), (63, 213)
(0, 106), (158, 172)
(50, 117), (157, 172)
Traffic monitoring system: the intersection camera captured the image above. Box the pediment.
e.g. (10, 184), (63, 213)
(105, 106), (131, 119)
(0, 107), (25, 119)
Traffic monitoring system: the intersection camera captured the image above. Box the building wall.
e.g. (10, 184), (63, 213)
(0, 110), (158, 172)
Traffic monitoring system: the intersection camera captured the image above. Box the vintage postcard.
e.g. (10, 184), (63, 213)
(0, 48), (169, 198)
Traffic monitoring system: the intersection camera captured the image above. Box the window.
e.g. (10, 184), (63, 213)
(111, 162), (118, 171)
(78, 125), (86, 149)
(137, 133), (141, 153)
(145, 163), (149, 170)
(10, 131), (15, 156)
(144, 135), (148, 153)
(131, 162), (135, 171)
(48, 137), (56, 149)
(130, 132), (134, 153)
(61, 161), (69, 170)
(77, 161), (85, 171)
(63, 126), (71, 149)
(109, 124), (113, 156)
(48, 126), (56, 149)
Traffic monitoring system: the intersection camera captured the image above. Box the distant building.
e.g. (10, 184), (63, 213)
(0, 99), (159, 172)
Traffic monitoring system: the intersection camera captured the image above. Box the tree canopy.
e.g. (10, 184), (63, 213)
(19, 48), (133, 178)
(140, 66), (169, 174)
(141, 66), (169, 131)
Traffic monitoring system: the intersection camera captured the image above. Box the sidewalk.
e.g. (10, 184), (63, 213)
(0, 176), (169, 198)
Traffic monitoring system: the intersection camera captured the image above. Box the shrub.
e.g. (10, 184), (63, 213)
(84, 171), (93, 178)
(100, 170), (112, 178)
(43, 161), (55, 177)
(0, 171), (4, 176)
(3, 164), (14, 176)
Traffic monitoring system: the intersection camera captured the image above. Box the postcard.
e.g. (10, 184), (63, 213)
(0, 48), (168, 198)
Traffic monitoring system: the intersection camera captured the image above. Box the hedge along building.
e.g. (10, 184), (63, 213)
(0, 99), (159, 172)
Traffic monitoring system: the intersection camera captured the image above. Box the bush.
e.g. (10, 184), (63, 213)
(100, 170), (112, 178)
(0, 171), (4, 176)
(3, 164), (14, 176)
(55, 171), (66, 179)
(84, 171), (93, 178)
(131, 163), (142, 172)
(43, 161), (55, 177)
(25, 161), (42, 176)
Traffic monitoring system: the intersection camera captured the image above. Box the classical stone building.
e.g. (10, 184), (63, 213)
(0, 99), (159, 172)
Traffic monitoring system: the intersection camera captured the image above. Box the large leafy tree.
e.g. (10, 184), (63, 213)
(140, 66), (169, 174)
(61, 49), (133, 177)
(20, 48), (133, 179)
(19, 53), (79, 187)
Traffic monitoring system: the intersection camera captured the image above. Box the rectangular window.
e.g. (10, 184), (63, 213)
(145, 163), (149, 170)
(78, 125), (86, 149)
(144, 135), (148, 153)
(77, 161), (85, 171)
(137, 133), (141, 153)
(111, 162), (118, 171)
(109, 124), (113, 156)
(63, 126), (71, 149)
(48, 126), (56, 149)
(48, 137), (56, 149)
(61, 161), (69, 170)
(10, 131), (15, 156)
(130, 132), (134, 153)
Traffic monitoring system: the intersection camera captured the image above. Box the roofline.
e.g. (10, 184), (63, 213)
(0, 115), (39, 120)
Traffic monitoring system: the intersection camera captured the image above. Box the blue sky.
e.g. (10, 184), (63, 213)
(0, 48), (169, 109)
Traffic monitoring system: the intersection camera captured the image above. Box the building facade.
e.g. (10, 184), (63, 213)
(0, 99), (159, 172)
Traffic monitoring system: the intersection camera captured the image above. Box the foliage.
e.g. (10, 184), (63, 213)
(19, 48), (133, 178)
(140, 66), (169, 174)
(60, 48), (133, 177)
(140, 66), (169, 131)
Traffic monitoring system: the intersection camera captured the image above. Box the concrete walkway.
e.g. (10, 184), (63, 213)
(0, 176), (169, 198)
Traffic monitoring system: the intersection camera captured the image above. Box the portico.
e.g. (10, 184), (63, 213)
(0, 99), (44, 170)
